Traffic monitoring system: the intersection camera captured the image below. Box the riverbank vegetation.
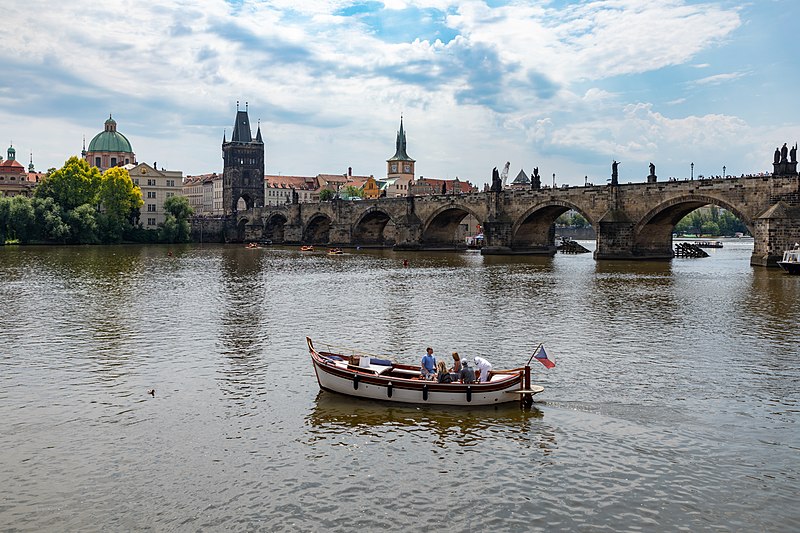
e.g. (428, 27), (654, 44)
(0, 157), (193, 245)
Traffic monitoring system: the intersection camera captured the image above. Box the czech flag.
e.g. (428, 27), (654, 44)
(534, 346), (555, 369)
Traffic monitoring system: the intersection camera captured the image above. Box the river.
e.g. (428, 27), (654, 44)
(1, 240), (798, 531)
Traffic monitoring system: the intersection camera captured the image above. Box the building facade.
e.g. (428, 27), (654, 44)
(127, 162), (183, 228)
(0, 145), (38, 197)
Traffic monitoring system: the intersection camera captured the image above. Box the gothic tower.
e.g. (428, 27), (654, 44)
(386, 116), (415, 179)
(222, 103), (265, 215)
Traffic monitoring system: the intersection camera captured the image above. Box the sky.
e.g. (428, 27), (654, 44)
(2, 0), (799, 187)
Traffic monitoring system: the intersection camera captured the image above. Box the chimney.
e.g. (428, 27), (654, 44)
(348, 166), (352, 177)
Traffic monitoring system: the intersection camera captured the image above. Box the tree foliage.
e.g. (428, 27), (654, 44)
(674, 207), (748, 237)
(34, 157), (101, 212)
(318, 189), (335, 201)
(343, 185), (364, 198)
(159, 196), (193, 243)
(97, 167), (143, 243)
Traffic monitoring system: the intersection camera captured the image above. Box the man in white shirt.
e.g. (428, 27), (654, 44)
(473, 356), (492, 383)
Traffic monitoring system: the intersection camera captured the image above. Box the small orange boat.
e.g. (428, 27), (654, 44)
(300, 245), (314, 252)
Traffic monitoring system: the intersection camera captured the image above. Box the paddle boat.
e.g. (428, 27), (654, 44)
(307, 337), (547, 406)
(300, 245), (314, 252)
(327, 248), (344, 255)
(777, 243), (800, 275)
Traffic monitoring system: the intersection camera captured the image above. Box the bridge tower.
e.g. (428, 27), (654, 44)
(222, 102), (264, 216)
(386, 116), (415, 196)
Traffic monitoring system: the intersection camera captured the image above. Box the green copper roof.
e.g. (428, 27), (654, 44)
(87, 114), (134, 153)
(87, 131), (133, 153)
(387, 117), (415, 162)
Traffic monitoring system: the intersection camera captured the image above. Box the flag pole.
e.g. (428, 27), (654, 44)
(526, 343), (543, 367)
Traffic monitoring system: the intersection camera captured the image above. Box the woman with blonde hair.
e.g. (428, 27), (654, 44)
(436, 360), (452, 383)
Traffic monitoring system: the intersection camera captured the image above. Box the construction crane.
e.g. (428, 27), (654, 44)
(500, 161), (510, 188)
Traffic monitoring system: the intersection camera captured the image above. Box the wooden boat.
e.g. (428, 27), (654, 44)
(308, 337), (544, 406)
(696, 240), (723, 248)
(300, 245), (314, 252)
(777, 243), (800, 275)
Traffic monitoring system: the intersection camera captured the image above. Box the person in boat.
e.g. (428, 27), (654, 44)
(473, 356), (492, 383)
(421, 347), (436, 380)
(450, 352), (462, 373)
(436, 361), (452, 383)
(459, 359), (475, 384)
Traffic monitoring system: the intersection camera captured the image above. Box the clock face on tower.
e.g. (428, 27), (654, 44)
(404, 163), (411, 172)
(391, 163), (398, 172)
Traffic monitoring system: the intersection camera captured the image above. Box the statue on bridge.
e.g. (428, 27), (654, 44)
(781, 143), (789, 163)
(649, 162), (655, 176)
(532, 167), (541, 190)
(611, 160), (619, 185)
(774, 147), (781, 164)
(791, 143), (797, 163)
(490, 167), (503, 192)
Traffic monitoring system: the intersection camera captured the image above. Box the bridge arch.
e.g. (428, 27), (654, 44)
(633, 194), (755, 257)
(303, 212), (333, 244)
(264, 212), (288, 243)
(352, 207), (396, 247)
(421, 205), (483, 249)
(512, 200), (595, 252)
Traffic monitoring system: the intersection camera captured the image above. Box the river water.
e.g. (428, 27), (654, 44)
(1, 240), (798, 532)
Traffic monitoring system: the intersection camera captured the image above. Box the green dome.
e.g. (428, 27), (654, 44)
(87, 114), (133, 153)
(87, 131), (133, 153)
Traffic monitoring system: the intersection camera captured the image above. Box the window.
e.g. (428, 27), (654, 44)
(95, 157), (101, 167)
(147, 179), (156, 186)
(166, 179), (175, 187)
(147, 191), (156, 199)
(111, 157), (117, 166)
(147, 204), (156, 212)
(147, 217), (156, 226)
(134, 179), (139, 185)
(166, 192), (174, 198)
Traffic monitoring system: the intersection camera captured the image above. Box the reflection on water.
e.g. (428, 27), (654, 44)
(1, 241), (798, 531)
(306, 391), (547, 450)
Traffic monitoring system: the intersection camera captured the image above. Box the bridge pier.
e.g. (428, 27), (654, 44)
(750, 202), (800, 266)
(594, 211), (637, 260)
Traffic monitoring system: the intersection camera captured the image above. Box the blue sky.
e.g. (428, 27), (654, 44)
(2, 0), (798, 186)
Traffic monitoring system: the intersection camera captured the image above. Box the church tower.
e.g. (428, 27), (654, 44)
(222, 102), (265, 215)
(387, 116), (415, 180)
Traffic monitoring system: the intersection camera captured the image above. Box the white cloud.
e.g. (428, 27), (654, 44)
(0, 0), (793, 186)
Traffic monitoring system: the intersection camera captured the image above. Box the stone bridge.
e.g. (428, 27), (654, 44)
(232, 174), (800, 266)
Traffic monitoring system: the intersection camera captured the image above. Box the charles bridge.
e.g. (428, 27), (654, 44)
(195, 119), (799, 267)
(201, 170), (799, 267)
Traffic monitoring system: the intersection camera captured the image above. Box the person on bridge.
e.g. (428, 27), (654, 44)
(421, 347), (436, 380)
(473, 356), (493, 383)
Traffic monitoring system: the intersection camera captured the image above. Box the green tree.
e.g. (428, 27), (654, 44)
(67, 204), (99, 244)
(700, 220), (720, 236)
(343, 185), (364, 199)
(7, 196), (36, 243)
(570, 213), (588, 227)
(0, 197), (10, 244)
(159, 196), (192, 243)
(35, 157), (101, 212)
(319, 189), (335, 201)
(32, 197), (69, 242)
(97, 167), (143, 242)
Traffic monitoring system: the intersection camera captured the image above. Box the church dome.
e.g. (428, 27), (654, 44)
(87, 114), (133, 153)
